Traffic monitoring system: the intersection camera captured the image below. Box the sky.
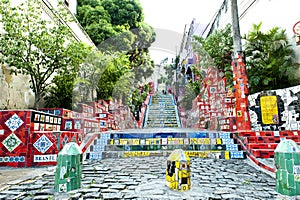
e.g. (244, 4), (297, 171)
(139, 0), (222, 64)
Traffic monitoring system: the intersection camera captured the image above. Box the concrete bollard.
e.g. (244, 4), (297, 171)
(54, 142), (83, 192)
(165, 149), (191, 191)
(274, 139), (300, 196)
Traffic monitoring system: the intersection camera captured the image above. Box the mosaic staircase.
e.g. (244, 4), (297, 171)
(85, 129), (246, 160)
(143, 94), (181, 128)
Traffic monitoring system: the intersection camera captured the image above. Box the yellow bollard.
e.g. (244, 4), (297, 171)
(166, 149), (191, 191)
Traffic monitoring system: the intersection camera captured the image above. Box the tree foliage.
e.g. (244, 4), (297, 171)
(96, 53), (132, 101)
(0, 0), (90, 108)
(243, 22), (299, 93)
(76, 0), (156, 108)
(192, 24), (233, 87)
(101, 0), (144, 29)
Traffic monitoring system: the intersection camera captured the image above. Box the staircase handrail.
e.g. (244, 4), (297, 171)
(141, 95), (152, 128)
(171, 94), (182, 128)
(142, 105), (149, 128)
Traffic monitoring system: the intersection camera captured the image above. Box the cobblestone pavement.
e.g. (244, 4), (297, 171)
(0, 157), (299, 200)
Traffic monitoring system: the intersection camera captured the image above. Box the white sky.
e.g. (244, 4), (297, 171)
(139, 0), (222, 64)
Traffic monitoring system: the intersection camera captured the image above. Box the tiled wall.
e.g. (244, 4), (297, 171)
(248, 85), (300, 131)
(0, 110), (78, 167)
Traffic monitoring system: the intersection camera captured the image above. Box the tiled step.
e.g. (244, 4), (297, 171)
(242, 136), (300, 144)
(147, 124), (179, 128)
(237, 130), (300, 159)
(87, 131), (246, 160)
(147, 115), (177, 118)
(247, 143), (278, 149)
(239, 131), (300, 137)
(147, 119), (178, 123)
(251, 149), (275, 158)
(144, 94), (180, 128)
(101, 150), (246, 159)
(148, 110), (176, 113)
(84, 133), (110, 160)
(109, 131), (236, 139)
(104, 144), (241, 151)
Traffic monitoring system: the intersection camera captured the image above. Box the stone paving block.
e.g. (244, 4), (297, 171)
(102, 192), (123, 199)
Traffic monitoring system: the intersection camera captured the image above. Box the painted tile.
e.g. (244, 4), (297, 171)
(5, 113), (24, 132)
(33, 134), (53, 153)
(2, 133), (22, 152)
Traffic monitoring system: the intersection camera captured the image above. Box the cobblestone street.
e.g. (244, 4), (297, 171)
(0, 157), (297, 199)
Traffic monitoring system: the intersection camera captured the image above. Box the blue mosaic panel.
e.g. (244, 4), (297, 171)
(5, 113), (24, 132)
(2, 133), (22, 152)
(226, 144), (239, 151)
(230, 151), (245, 159)
(0, 156), (25, 162)
(90, 153), (102, 160)
(219, 132), (231, 139)
(222, 138), (234, 144)
(33, 135), (53, 153)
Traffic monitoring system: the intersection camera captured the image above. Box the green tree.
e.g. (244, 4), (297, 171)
(100, 0), (144, 29)
(44, 43), (92, 109)
(193, 24), (233, 87)
(96, 53), (131, 100)
(128, 23), (156, 81)
(44, 72), (77, 110)
(0, 0), (89, 108)
(77, 0), (100, 7)
(76, 50), (108, 103)
(76, 0), (156, 112)
(243, 22), (299, 93)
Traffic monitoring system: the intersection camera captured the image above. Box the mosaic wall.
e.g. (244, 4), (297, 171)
(248, 85), (300, 131)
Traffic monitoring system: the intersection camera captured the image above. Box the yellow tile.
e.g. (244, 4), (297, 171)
(225, 151), (230, 160)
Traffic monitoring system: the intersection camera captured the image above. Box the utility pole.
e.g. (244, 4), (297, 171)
(230, 0), (251, 131)
(231, 0), (243, 55)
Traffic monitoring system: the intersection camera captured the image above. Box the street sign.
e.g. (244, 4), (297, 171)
(293, 21), (300, 35)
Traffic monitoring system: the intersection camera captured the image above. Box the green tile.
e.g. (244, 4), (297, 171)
(281, 170), (288, 184)
(279, 157), (286, 169)
(296, 182), (300, 195)
(275, 152), (280, 165)
(288, 174), (295, 188)
(288, 188), (296, 196)
(286, 159), (294, 173)
(293, 153), (300, 165)
(276, 170), (281, 180)
(276, 180), (283, 194)
(284, 153), (293, 159)
(283, 188), (290, 195)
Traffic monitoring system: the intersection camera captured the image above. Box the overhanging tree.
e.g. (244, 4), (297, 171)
(0, 0), (90, 108)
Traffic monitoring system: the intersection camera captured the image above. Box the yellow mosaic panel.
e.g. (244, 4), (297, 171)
(185, 151), (209, 158)
(131, 139), (140, 145)
(190, 138), (198, 144)
(119, 139), (129, 145)
(198, 138), (210, 144)
(225, 151), (230, 160)
(124, 151), (150, 158)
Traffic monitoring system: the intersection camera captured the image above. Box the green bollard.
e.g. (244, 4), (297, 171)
(274, 139), (300, 196)
(54, 142), (83, 192)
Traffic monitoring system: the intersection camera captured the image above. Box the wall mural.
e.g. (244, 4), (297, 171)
(248, 85), (300, 131)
